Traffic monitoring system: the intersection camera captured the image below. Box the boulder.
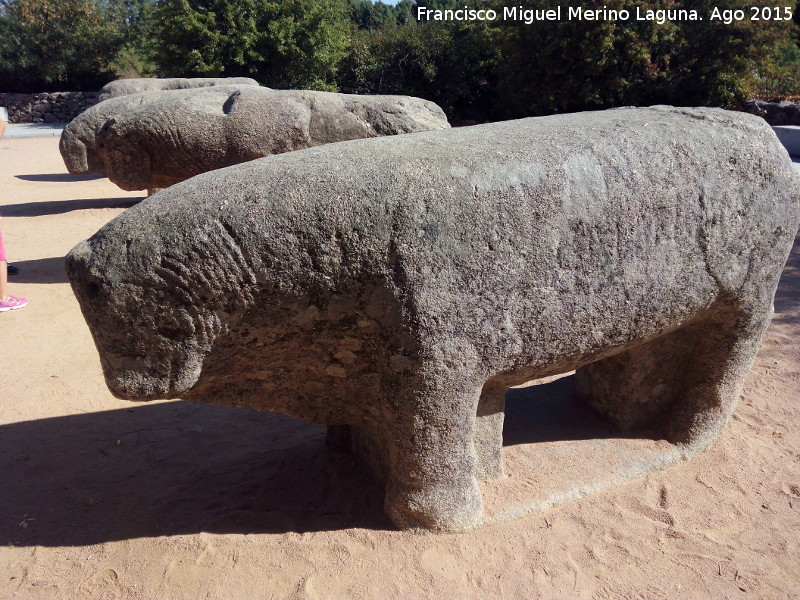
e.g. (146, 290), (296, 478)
(97, 77), (260, 101)
(66, 106), (800, 532)
(60, 85), (451, 192)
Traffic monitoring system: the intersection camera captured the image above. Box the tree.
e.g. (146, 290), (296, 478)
(106, 0), (159, 78)
(671, 0), (797, 106)
(492, 0), (799, 117)
(493, 0), (683, 116)
(347, 0), (396, 30)
(0, 0), (122, 91)
(259, 0), (351, 89)
(155, 0), (352, 90)
(339, 19), (500, 122)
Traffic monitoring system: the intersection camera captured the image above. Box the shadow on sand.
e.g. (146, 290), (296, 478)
(0, 376), (621, 546)
(504, 375), (625, 445)
(1, 197), (142, 217)
(1, 401), (389, 546)
(6, 256), (69, 284)
(15, 173), (104, 183)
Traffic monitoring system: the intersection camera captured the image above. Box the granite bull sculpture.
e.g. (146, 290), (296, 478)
(59, 85), (450, 194)
(60, 89), (177, 177)
(66, 107), (800, 532)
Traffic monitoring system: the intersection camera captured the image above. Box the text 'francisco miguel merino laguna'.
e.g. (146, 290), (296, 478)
(417, 6), (795, 24)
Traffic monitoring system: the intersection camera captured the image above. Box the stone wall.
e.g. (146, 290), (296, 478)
(0, 91), (101, 123)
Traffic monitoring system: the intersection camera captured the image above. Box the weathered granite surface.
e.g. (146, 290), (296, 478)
(66, 106), (800, 532)
(60, 85), (450, 192)
(97, 77), (260, 101)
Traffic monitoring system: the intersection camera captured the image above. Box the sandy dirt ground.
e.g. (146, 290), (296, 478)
(0, 137), (799, 600)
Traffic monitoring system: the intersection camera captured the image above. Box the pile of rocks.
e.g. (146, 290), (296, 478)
(0, 91), (101, 123)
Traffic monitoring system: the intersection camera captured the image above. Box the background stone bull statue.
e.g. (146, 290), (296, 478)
(66, 107), (800, 533)
(60, 89), (171, 177)
(59, 85), (450, 194)
(97, 77), (260, 101)
(61, 85), (266, 179)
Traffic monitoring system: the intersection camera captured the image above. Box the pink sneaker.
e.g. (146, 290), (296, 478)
(0, 295), (27, 312)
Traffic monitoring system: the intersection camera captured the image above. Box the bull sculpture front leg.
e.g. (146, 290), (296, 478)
(328, 354), (487, 532)
(380, 367), (485, 532)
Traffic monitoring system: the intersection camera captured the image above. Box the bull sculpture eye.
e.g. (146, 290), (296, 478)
(85, 281), (101, 300)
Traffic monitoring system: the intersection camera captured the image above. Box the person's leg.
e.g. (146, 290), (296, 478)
(0, 227), (7, 300)
(0, 260), (7, 301)
(0, 227), (26, 310)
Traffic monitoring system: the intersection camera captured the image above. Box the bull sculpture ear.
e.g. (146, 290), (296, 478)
(93, 118), (120, 174)
(222, 90), (242, 115)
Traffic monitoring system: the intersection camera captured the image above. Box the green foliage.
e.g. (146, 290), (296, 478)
(107, 0), (158, 77)
(154, 0), (351, 90)
(492, 0), (799, 117)
(347, 0), (397, 30)
(340, 19), (500, 122)
(494, 0), (675, 116)
(155, 0), (261, 77)
(670, 0), (788, 107)
(1, 0), (798, 115)
(751, 40), (800, 99)
(109, 42), (155, 79)
(261, 0), (352, 89)
(340, 0), (799, 121)
(0, 0), (122, 91)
